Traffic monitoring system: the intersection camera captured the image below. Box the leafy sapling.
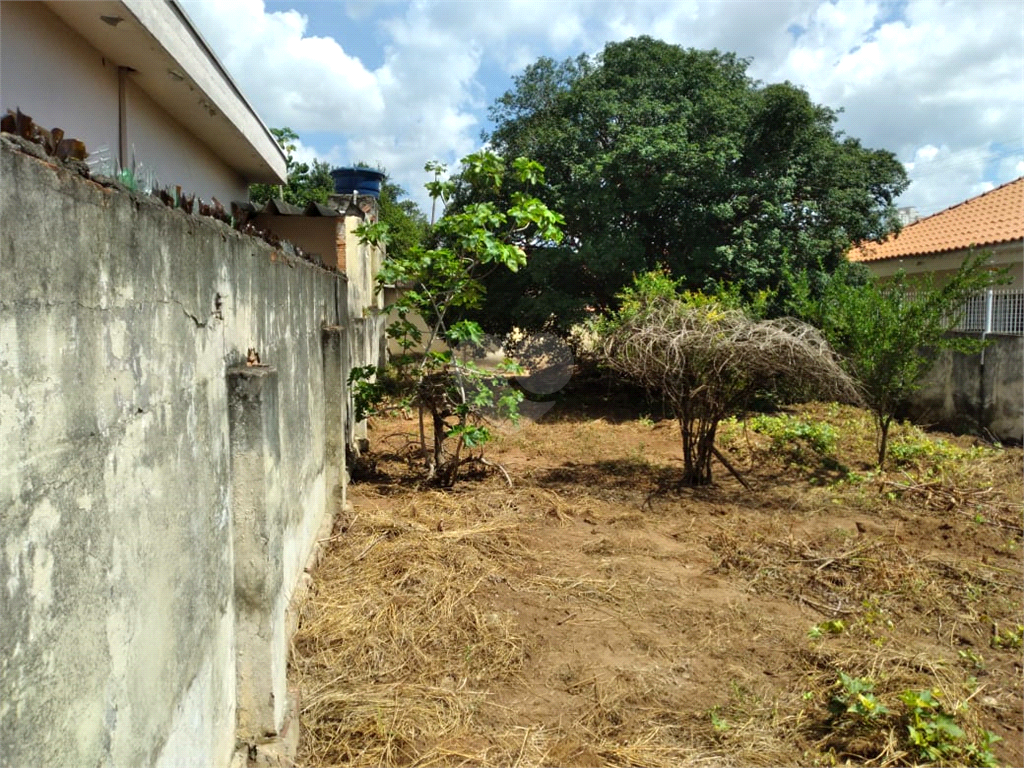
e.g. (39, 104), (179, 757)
(352, 151), (564, 486)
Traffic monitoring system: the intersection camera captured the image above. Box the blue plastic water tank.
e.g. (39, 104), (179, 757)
(331, 167), (385, 198)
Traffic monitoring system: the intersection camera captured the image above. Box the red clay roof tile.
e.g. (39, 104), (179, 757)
(849, 176), (1023, 263)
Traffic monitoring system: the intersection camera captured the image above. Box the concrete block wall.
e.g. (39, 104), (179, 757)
(0, 141), (367, 767)
(909, 335), (1024, 443)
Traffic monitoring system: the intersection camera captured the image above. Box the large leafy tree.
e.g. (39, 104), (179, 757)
(250, 127), (334, 207)
(470, 37), (909, 334)
(377, 177), (429, 261)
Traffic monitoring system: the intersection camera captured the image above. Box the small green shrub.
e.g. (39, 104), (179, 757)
(991, 623), (1023, 650)
(750, 413), (837, 458)
(888, 425), (995, 471)
(900, 689), (1000, 767)
(830, 672), (888, 724)
(808, 619), (845, 639)
(824, 672), (1002, 767)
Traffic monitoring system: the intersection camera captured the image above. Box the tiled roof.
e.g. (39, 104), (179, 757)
(849, 176), (1024, 263)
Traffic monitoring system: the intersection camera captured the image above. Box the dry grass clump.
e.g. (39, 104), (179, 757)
(293, 496), (533, 766)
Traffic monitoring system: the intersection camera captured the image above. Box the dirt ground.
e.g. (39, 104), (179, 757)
(293, 373), (1023, 767)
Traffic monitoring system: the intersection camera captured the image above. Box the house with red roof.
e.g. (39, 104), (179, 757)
(848, 178), (1023, 442)
(848, 177), (1023, 288)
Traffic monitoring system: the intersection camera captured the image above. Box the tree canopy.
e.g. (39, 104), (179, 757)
(377, 176), (429, 262)
(469, 37), (909, 334)
(250, 127), (334, 207)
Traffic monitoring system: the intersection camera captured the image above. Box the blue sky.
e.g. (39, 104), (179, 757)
(182, 0), (1024, 217)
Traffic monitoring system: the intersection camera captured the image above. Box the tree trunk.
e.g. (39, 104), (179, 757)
(432, 410), (446, 479)
(679, 415), (714, 486)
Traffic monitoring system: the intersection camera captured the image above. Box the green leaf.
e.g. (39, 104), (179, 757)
(446, 320), (485, 346)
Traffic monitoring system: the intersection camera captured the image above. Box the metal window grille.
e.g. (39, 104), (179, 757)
(882, 288), (1024, 336)
(988, 288), (1024, 335)
(950, 292), (988, 333)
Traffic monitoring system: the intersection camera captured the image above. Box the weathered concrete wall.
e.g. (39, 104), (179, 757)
(0, 142), (351, 767)
(908, 334), (1023, 443)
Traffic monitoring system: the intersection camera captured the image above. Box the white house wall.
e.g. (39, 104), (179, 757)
(0, 2), (120, 156)
(860, 241), (1024, 288)
(1, 1), (247, 202)
(125, 77), (247, 203)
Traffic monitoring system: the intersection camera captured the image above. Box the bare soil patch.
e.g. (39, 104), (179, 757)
(293, 380), (1023, 767)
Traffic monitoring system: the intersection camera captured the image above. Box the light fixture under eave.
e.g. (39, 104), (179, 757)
(167, 69), (185, 82)
(100, 15), (124, 27)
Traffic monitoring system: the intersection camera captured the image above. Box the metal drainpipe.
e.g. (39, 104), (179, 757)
(978, 287), (993, 434)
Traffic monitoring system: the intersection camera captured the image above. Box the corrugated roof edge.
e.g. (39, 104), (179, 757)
(253, 199), (341, 217)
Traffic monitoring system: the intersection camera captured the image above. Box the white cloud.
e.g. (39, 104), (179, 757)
(185, 0), (386, 132)
(897, 144), (1007, 216)
(768, 0), (1023, 210)
(182, 0), (1023, 215)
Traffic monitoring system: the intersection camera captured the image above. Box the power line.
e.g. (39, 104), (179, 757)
(902, 144), (1023, 178)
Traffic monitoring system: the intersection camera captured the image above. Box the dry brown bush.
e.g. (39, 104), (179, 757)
(599, 299), (859, 485)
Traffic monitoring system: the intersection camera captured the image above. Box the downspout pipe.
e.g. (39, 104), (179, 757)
(978, 287), (993, 435)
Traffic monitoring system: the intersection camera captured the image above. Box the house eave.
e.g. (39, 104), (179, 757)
(44, 0), (287, 185)
(850, 238), (1024, 266)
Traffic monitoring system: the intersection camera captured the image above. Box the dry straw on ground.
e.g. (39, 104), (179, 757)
(294, 402), (1023, 767)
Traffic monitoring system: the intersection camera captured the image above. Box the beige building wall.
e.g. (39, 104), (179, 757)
(125, 79), (248, 203)
(1, 1), (248, 202)
(381, 285), (453, 357)
(860, 241), (1024, 288)
(251, 215), (342, 269)
(1, 2), (120, 152)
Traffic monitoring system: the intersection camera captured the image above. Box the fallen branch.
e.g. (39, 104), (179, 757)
(480, 457), (514, 489)
(712, 446), (752, 491)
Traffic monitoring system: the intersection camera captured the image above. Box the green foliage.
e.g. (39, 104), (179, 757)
(468, 37), (908, 335)
(799, 253), (1007, 467)
(830, 672), (889, 724)
(900, 689), (1000, 767)
(808, 619), (845, 639)
(250, 127), (335, 207)
(749, 414), (838, 457)
(348, 363), (416, 421)
(377, 177), (429, 262)
(887, 426), (996, 475)
(823, 672), (1002, 767)
(353, 150), (562, 486)
(991, 623), (1023, 650)
(347, 365), (384, 422)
